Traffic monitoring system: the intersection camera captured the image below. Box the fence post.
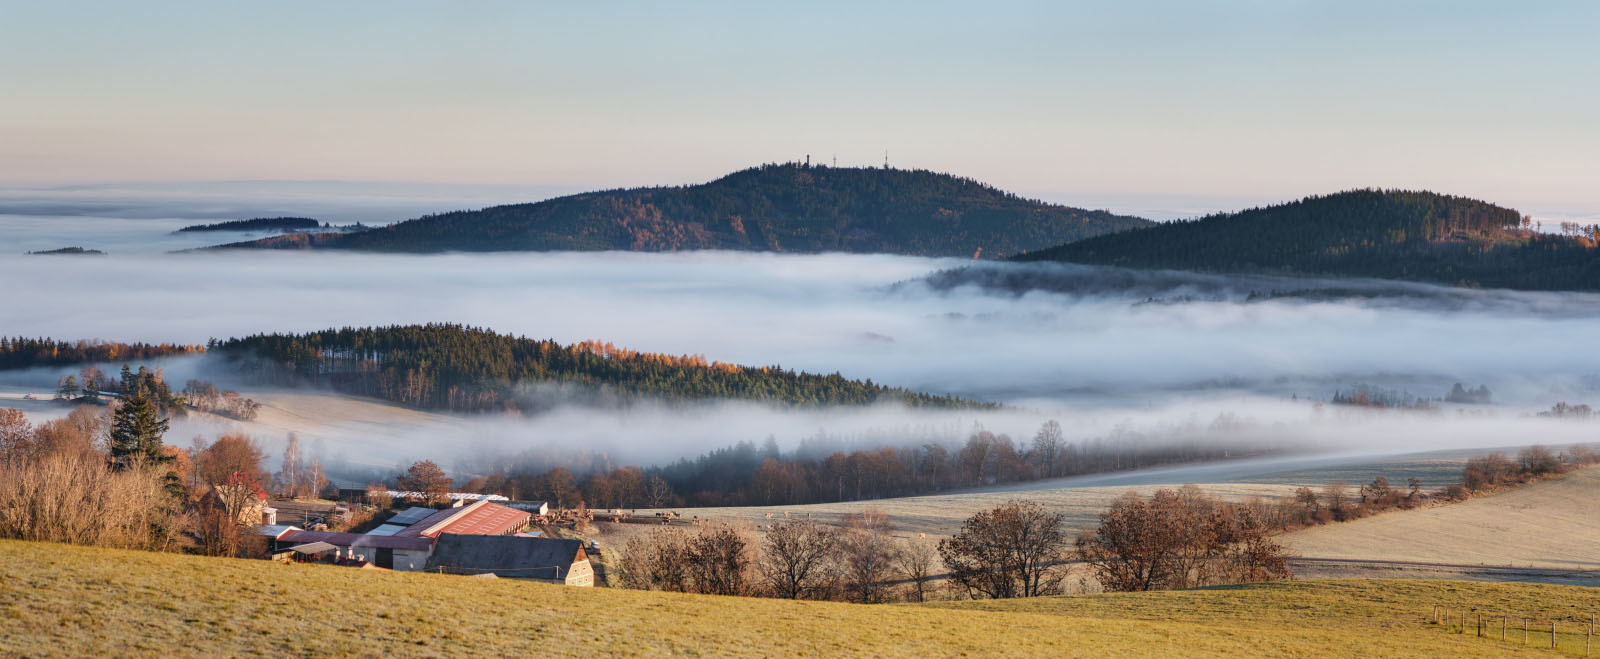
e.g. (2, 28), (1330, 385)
(1554, 621), (1559, 649)
(1525, 618), (1530, 645)
(1503, 616), (1507, 642)
(1477, 613), (1482, 637)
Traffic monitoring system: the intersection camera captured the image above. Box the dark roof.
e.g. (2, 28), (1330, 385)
(278, 529), (433, 552)
(503, 500), (549, 512)
(387, 506), (437, 525)
(396, 507), (463, 537)
(426, 534), (586, 579)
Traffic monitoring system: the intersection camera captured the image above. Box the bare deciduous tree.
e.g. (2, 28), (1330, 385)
(646, 475), (674, 508)
(1077, 487), (1290, 592)
(0, 451), (182, 551)
(839, 509), (897, 603)
(685, 522), (754, 596)
(618, 528), (691, 592)
(939, 500), (1070, 599)
(759, 519), (838, 599)
(894, 536), (939, 602)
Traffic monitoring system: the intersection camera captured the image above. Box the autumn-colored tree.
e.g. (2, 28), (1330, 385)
(191, 433), (268, 497)
(398, 460), (453, 504)
(27, 418), (97, 463)
(194, 471), (268, 557)
(0, 408), (31, 460)
(542, 467), (579, 509)
(1077, 488), (1290, 593)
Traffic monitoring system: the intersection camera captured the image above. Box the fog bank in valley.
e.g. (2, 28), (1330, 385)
(5, 217), (1600, 480)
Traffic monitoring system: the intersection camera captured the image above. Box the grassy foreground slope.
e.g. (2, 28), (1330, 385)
(1, 540), (1590, 657)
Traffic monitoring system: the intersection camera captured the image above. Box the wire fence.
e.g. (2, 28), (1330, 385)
(1433, 605), (1598, 655)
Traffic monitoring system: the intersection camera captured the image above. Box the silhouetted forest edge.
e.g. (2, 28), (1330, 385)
(1016, 189), (1600, 292)
(207, 162), (1151, 257)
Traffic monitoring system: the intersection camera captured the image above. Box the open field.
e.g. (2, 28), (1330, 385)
(628, 449), (1482, 543)
(3, 538), (1597, 657)
(1283, 467), (1600, 570)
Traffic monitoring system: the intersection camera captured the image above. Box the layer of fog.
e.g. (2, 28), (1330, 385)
(6, 235), (1600, 480)
(6, 249), (1599, 404)
(9, 365), (1597, 487)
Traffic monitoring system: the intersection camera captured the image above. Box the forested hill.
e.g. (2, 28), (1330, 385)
(1016, 189), (1600, 291)
(211, 324), (991, 412)
(214, 164), (1150, 257)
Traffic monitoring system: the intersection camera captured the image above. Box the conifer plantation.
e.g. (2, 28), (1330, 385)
(1017, 189), (1600, 291)
(213, 324), (990, 412)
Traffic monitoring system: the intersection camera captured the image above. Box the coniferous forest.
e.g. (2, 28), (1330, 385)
(214, 163), (1151, 257)
(0, 338), (204, 371)
(1017, 189), (1600, 291)
(213, 324), (991, 411)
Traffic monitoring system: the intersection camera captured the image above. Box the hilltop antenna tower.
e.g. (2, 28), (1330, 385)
(883, 150), (889, 169)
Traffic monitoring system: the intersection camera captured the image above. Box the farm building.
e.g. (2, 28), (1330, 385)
(274, 530), (435, 570)
(426, 534), (593, 586)
(263, 501), (532, 571)
(503, 500), (550, 516)
(394, 500), (531, 538)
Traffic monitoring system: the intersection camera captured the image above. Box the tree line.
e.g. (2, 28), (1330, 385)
(1018, 189), (1600, 292)
(213, 324), (990, 412)
(0, 337), (203, 371)
(444, 420), (1269, 510)
(51, 363), (259, 421)
(617, 493), (1290, 603)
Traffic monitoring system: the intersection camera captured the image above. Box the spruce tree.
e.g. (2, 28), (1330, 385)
(109, 384), (170, 470)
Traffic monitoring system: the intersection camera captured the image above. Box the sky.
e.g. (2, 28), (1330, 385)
(3, 1), (1598, 217)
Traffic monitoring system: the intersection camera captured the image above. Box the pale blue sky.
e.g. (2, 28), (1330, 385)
(2, 1), (1597, 214)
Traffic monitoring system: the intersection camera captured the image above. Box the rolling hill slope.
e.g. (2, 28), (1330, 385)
(1, 538), (1589, 657)
(214, 164), (1151, 257)
(1283, 466), (1600, 569)
(1016, 189), (1600, 291)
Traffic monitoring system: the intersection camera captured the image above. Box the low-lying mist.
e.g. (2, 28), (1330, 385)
(5, 233), (1600, 482)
